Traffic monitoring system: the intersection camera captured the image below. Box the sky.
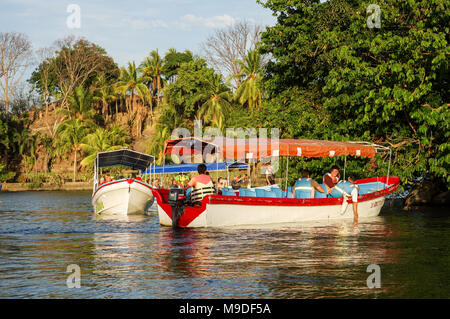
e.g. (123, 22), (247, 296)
(0, 0), (277, 73)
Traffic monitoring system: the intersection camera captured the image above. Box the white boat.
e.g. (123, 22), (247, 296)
(91, 149), (155, 217)
(152, 137), (400, 228)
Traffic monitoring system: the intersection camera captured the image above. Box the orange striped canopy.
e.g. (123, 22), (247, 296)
(163, 137), (378, 160)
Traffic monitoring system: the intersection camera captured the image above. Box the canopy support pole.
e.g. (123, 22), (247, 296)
(216, 147), (219, 186)
(386, 149), (392, 189)
(285, 156), (289, 192)
(162, 156), (165, 188)
(343, 155), (347, 183)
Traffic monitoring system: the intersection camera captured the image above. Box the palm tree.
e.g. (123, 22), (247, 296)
(232, 50), (264, 109)
(93, 75), (116, 122)
(56, 119), (88, 182)
(141, 50), (164, 109)
(57, 86), (96, 126)
(80, 126), (129, 167)
(115, 61), (149, 116)
(194, 74), (232, 130)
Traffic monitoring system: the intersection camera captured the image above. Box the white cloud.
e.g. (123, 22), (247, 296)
(178, 14), (237, 30)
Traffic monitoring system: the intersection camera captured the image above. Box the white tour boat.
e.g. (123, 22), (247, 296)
(92, 149), (155, 217)
(151, 137), (400, 228)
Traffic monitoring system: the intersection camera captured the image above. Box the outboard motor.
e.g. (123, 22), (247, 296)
(167, 188), (186, 228)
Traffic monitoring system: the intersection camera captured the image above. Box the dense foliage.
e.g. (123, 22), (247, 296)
(256, 0), (449, 186)
(0, 0), (448, 191)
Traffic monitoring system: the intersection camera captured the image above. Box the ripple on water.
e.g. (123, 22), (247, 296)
(0, 191), (449, 298)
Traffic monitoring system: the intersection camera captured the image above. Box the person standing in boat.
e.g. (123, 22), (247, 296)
(293, 170), (325, 198)
(184, 164), (215, 204)
(323, 165), (340, 193)
(264, 163), (276, 185)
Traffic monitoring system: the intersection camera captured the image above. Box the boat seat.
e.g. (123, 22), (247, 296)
(264, 190), (277, 198)
(294, 190), (311, 199)
(222, 190), (236, 196)
(271, 187), (282, 198)
(239, 188), (256, 197)
(255, 189), (266, 197)
(358, 182), (388, 195)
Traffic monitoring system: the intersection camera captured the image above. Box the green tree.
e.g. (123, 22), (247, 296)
(57, 86), (97, 126)
(55, 119), (89, 182)
(195, 74), (232, 130)
(232, 49), (264, 108)
(163, 48), (194, 82)
(115, 61), (149, 115)
(80, 126), (130, 167)
(93, 74), (116, 121)
(258, 0), (450, 185)
(140, 50), (164, 108)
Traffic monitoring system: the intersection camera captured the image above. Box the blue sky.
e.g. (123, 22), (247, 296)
(0, 0), (276, 71)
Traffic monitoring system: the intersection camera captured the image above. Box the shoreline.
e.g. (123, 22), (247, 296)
(0, 182), (92, 192)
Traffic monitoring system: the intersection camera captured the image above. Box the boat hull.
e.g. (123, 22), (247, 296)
(92, 179), (154, 216)
(153, 176), (399, 228)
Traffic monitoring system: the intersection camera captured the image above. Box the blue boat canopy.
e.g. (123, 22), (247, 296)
(143, 161), (248, 174)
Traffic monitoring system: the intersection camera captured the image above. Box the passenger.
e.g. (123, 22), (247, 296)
(170, 179), (179, 188)
(217, 177), (228, 191)
(153, 178), (161, 189)
(264, 163), (276, 185)
(231, 174), (247, 190)
(184, 164), (215, 204)
(175, 172), (189, 187)
(105, 175), (112, 183)
(293, 170), (325, 198)
(327, 175), (359, 218)
(323, 165), (340, 193)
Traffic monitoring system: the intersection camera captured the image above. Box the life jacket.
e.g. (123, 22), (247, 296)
(190, 176), (215, 203)
(329, 180), (358, 198)
(314, 184), (328, 199)
(294, 178), (314, 199)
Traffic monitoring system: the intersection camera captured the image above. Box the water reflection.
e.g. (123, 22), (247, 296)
(0, 191), (449, 298)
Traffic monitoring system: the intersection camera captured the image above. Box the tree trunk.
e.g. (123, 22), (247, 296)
(73, 150), (77, 182)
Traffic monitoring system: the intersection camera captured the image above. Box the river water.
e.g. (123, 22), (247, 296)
(0, 191), (449, 298)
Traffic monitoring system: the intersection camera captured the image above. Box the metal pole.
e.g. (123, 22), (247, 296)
(162, 156), (165, 188)
(285, 156), (289, 192)
(386, 149), (392, 189)
(216, 146), (219, 185)
(343, 155), (347, 183)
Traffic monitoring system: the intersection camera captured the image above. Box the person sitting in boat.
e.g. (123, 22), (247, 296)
(231, 174), (247, 190)
(184, 164), (215, 205)
(105, 175), (112, 183)
(153, 178), (161, 189)
(170, 178), (179, 188)
(323, 165), (340, 194)
(175, 172), (189, 187)
(217, 177), (228, 191)
(293, 170), (325, 198)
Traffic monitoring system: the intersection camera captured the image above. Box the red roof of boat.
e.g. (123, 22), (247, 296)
(163, 137), (384, 160)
